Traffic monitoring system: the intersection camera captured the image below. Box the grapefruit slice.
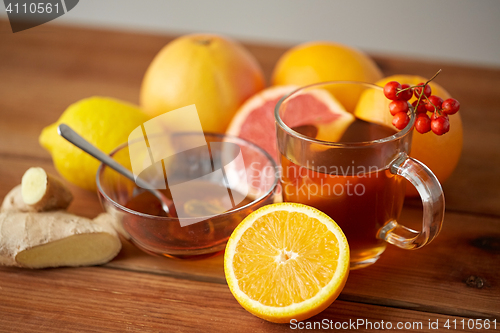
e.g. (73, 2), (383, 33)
(227, 85), (355, 162)
(224, 202), (350, 323)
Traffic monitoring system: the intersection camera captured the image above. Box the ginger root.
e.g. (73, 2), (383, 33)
(1, 167), (72, 212)
(0, 211), (121, 268)
(0, 167), (121, 268)
(0, 185), (26, 212)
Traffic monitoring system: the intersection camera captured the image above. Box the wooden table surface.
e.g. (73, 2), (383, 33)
(1, 20), (499, 332)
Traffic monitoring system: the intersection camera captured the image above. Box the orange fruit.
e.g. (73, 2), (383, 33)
(224, 202), (350, 323)
(140, 34), (266, 133)
(354, 75), (463, 196)
(271, 41), (383, 112)
(226, 85), (354, 161)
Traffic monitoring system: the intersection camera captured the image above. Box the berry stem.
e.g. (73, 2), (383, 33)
(425, 69), (442, 85)
(414, 69), (442, 115)
(397, 87), (411, 95)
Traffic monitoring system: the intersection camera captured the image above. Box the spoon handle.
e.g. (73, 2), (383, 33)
(58, 124), (137, 183)
(57, 124), (171, 214)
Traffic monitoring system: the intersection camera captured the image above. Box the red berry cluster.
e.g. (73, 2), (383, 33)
(383, 76), (460, 135)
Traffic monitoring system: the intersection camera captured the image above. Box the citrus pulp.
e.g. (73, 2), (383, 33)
(224, 202), (350, 323)
(226, 85), (354, 162)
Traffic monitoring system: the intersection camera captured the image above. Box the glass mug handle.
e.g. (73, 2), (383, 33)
(378, 152), (445, 249)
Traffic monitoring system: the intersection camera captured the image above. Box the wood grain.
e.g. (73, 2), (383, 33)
(106, 207), (500, 319)
(1, 157), (499, 319)
(0, 266), (485, 333)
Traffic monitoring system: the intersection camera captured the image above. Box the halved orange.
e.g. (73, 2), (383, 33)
(224, 203), (350, 323)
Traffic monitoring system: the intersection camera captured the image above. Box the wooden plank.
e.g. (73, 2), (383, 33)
(1, 154), (499, 319)
(0, 266), (486, 333)
(2, 154), (499, 317)
(343, 208), (500, 319)
(108, 208), (500, 319)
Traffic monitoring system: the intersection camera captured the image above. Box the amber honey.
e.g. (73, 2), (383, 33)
(123, 180), (257, 258)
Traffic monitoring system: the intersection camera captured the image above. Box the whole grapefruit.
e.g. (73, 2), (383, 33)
(271, 41), (383, 112)
(140, 34), (266, 133)
(354, 75), (463, 196)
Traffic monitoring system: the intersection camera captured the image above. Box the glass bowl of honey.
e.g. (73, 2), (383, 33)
(97, 132), (279, 259)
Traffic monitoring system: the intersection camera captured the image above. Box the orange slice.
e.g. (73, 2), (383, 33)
(224, 203), (350, 323)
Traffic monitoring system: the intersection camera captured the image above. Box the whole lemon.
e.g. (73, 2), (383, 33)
(272, 41), (383, 112)
(140, 34), (266, 133)
(39, 97), (149, 191)
(354, 75), (463, 196)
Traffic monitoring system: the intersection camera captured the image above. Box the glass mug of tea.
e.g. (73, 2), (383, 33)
(275, 81), (445, 269)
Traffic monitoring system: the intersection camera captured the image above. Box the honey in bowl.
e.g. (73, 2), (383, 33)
(123, 179), (256, 258)
(97, 133), (278, 259)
